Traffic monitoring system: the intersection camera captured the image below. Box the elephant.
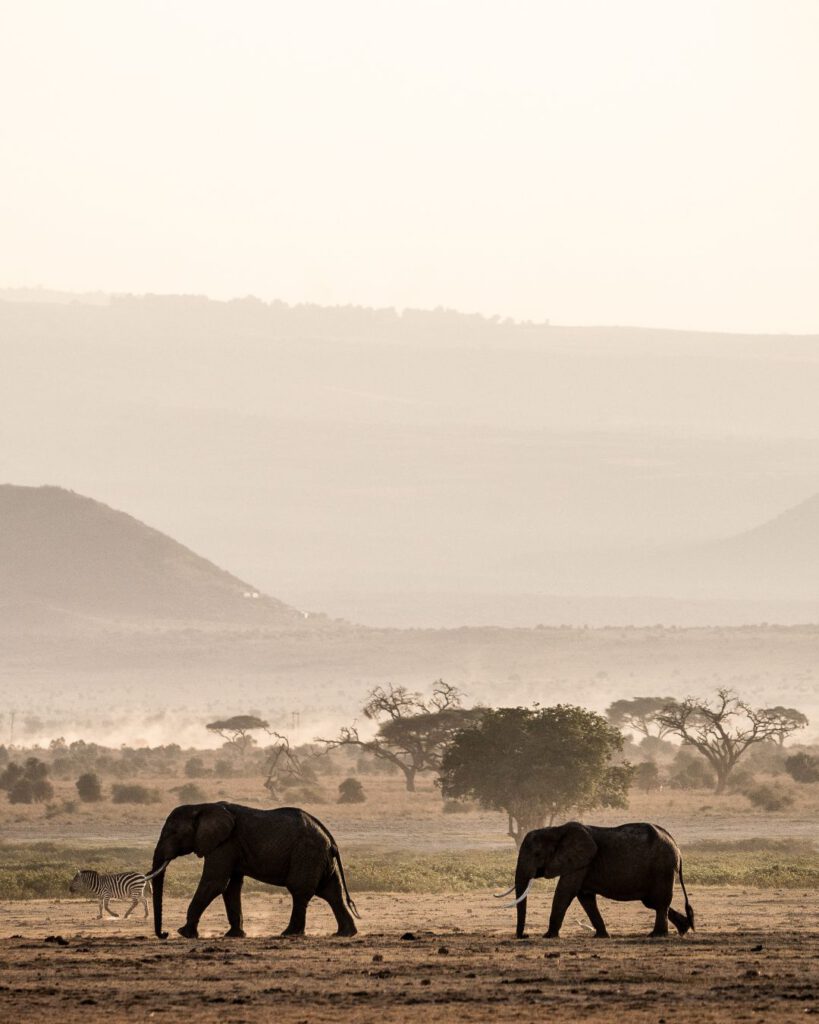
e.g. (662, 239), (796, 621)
(496, 821), (695, 940)
(149, 802), (360, 940)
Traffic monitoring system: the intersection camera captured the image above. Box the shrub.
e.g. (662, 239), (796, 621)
(726, 767), (757, 793)
(184, 757), (208, 778)
(76, 772), (103, 803)
(174, 783), (207, 803)
(337, 777), (366, 804)
(213, 759), (234, 779)
(44, 799), (78, 818)
(744, 782), (794, 812)
(633, 761), (660, 793)
(111, 784), (161, 805)
(667, 752), (716, 791)
(784, 752), (819, 784)
(3, 759), (53, 802)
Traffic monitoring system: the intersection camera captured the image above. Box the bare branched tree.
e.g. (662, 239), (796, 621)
(319, 680), (480, 792)
(262, 732), (321, 799)
(656, 689), (807, 794)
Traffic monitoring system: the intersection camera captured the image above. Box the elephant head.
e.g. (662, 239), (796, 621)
(151, 802), (235, 939)
(511, 822), (598, 937)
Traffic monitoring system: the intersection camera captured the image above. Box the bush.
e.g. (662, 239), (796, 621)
(76, 772), (103, 803)
(784, 752), (819, 784)
(337, 777), (366, 804)
(744, 782), (794, 812)
(213, 759), (234, 779)
(111, 784), (161, 805)
(726, 767), (757, 793)
(184, 757), (208, 778)
(44, 800), (78, 818)
(174, 783), (207, 803)
(3, 759), (53, 803)
(633, 761), (660, 793)
(667, 752), (716, 790)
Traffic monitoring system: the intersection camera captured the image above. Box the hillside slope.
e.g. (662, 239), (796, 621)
(0, 485), (307, 625)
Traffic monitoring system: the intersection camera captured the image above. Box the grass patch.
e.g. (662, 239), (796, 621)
(0, 840), (816, 899)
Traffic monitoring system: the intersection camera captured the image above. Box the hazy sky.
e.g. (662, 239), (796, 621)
(1, 0), (817, 332)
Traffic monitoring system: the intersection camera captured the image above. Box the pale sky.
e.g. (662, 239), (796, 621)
(1, 0), (817, 332)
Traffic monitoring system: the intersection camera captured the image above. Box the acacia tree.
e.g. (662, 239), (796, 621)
(605, 697), (677, 739)
(439, 705), (632, 847)
(656, 689), (807, 794)
(206, 715), (270, 762)
(320, 681), (481, 792)
(764, 706), (810, 746)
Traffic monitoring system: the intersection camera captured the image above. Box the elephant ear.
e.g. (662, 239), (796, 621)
(550, 822), (597, 876)
(193, 804), (235, 857)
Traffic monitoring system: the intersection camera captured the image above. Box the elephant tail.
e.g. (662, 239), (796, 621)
(678, 858), (695, 932)
(332, 846), (361, 920)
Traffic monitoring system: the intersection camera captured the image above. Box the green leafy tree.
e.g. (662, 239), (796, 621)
(439, 705), (632, 846)
(320, 681), (482, 792)
(657, 689), (808, 794)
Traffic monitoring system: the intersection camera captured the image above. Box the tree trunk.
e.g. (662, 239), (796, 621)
(402, 765), (416, 792)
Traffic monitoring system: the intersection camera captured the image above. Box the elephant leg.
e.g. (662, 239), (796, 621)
(577, 892), (609, 938)
(282, 891), (310, 936)
(642, 898), (670, 937)
(123, 899), (139, 918)
(222, 874), (246, 937)
(667, 906), (691, 934)
(317, 873), (357, 937)
(179, 862), (230, 939)
(544, 875), (579, 938)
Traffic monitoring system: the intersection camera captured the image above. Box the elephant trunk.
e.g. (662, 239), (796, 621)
(151, 845), (171, 939)
(515, 861), (532, 939)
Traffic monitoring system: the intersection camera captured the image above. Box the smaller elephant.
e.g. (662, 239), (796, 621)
(496, 821), (694, 939)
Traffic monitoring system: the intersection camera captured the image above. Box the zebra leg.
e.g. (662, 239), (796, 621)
(104, 898), (119, 917)
(143, 897), (149, 918)
(97, 899), (104, 919)
(223, 874), (246, 938)
(123, 899), (139, 918)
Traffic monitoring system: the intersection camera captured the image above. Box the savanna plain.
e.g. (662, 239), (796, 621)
(1, 757), (817, 1023)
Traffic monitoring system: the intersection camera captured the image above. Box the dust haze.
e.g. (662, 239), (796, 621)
(1, 6), (818, 1021)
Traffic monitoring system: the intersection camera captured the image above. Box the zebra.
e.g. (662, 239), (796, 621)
(69, 861), (168, 919)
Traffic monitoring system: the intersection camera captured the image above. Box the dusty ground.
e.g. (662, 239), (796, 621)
(1, 888), (817, 1022)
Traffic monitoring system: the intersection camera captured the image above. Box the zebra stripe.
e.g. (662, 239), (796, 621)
(69, 869), (154, 919)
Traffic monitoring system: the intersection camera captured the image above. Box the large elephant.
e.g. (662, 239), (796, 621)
(150, 802), (359, 940)
(497, 821), (694, 939)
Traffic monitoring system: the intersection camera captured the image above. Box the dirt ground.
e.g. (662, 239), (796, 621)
(1, 888), (817, 1023)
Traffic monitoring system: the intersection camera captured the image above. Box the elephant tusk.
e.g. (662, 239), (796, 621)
(499, 879), (533, 908)
(493, 884), (516, 899)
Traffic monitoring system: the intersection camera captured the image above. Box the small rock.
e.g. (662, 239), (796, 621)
(420, 979), (431, 986)
(751, 944), (763, 952)
(744, 968), (761, 978)
(438, 946), (449, 956)
(400, 932), (417, 941)
(372, 954), (384, 962)
(545, 952), (560, 959)
(44, 935), (69, 947)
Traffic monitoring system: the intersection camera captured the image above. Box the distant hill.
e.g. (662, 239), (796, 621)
(688, 492), (819, 601)
(0, 485), (309, 626)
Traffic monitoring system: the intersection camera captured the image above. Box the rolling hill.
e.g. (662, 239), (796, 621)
(0, 485), (309, 626)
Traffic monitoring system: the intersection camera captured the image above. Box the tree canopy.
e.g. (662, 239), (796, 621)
(439, 705), (632, 846)
(656, 689), (807, 793)
(206, 715), (270, 758)
(320, 681), (481, 791)
(605, 696), (677, 738)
